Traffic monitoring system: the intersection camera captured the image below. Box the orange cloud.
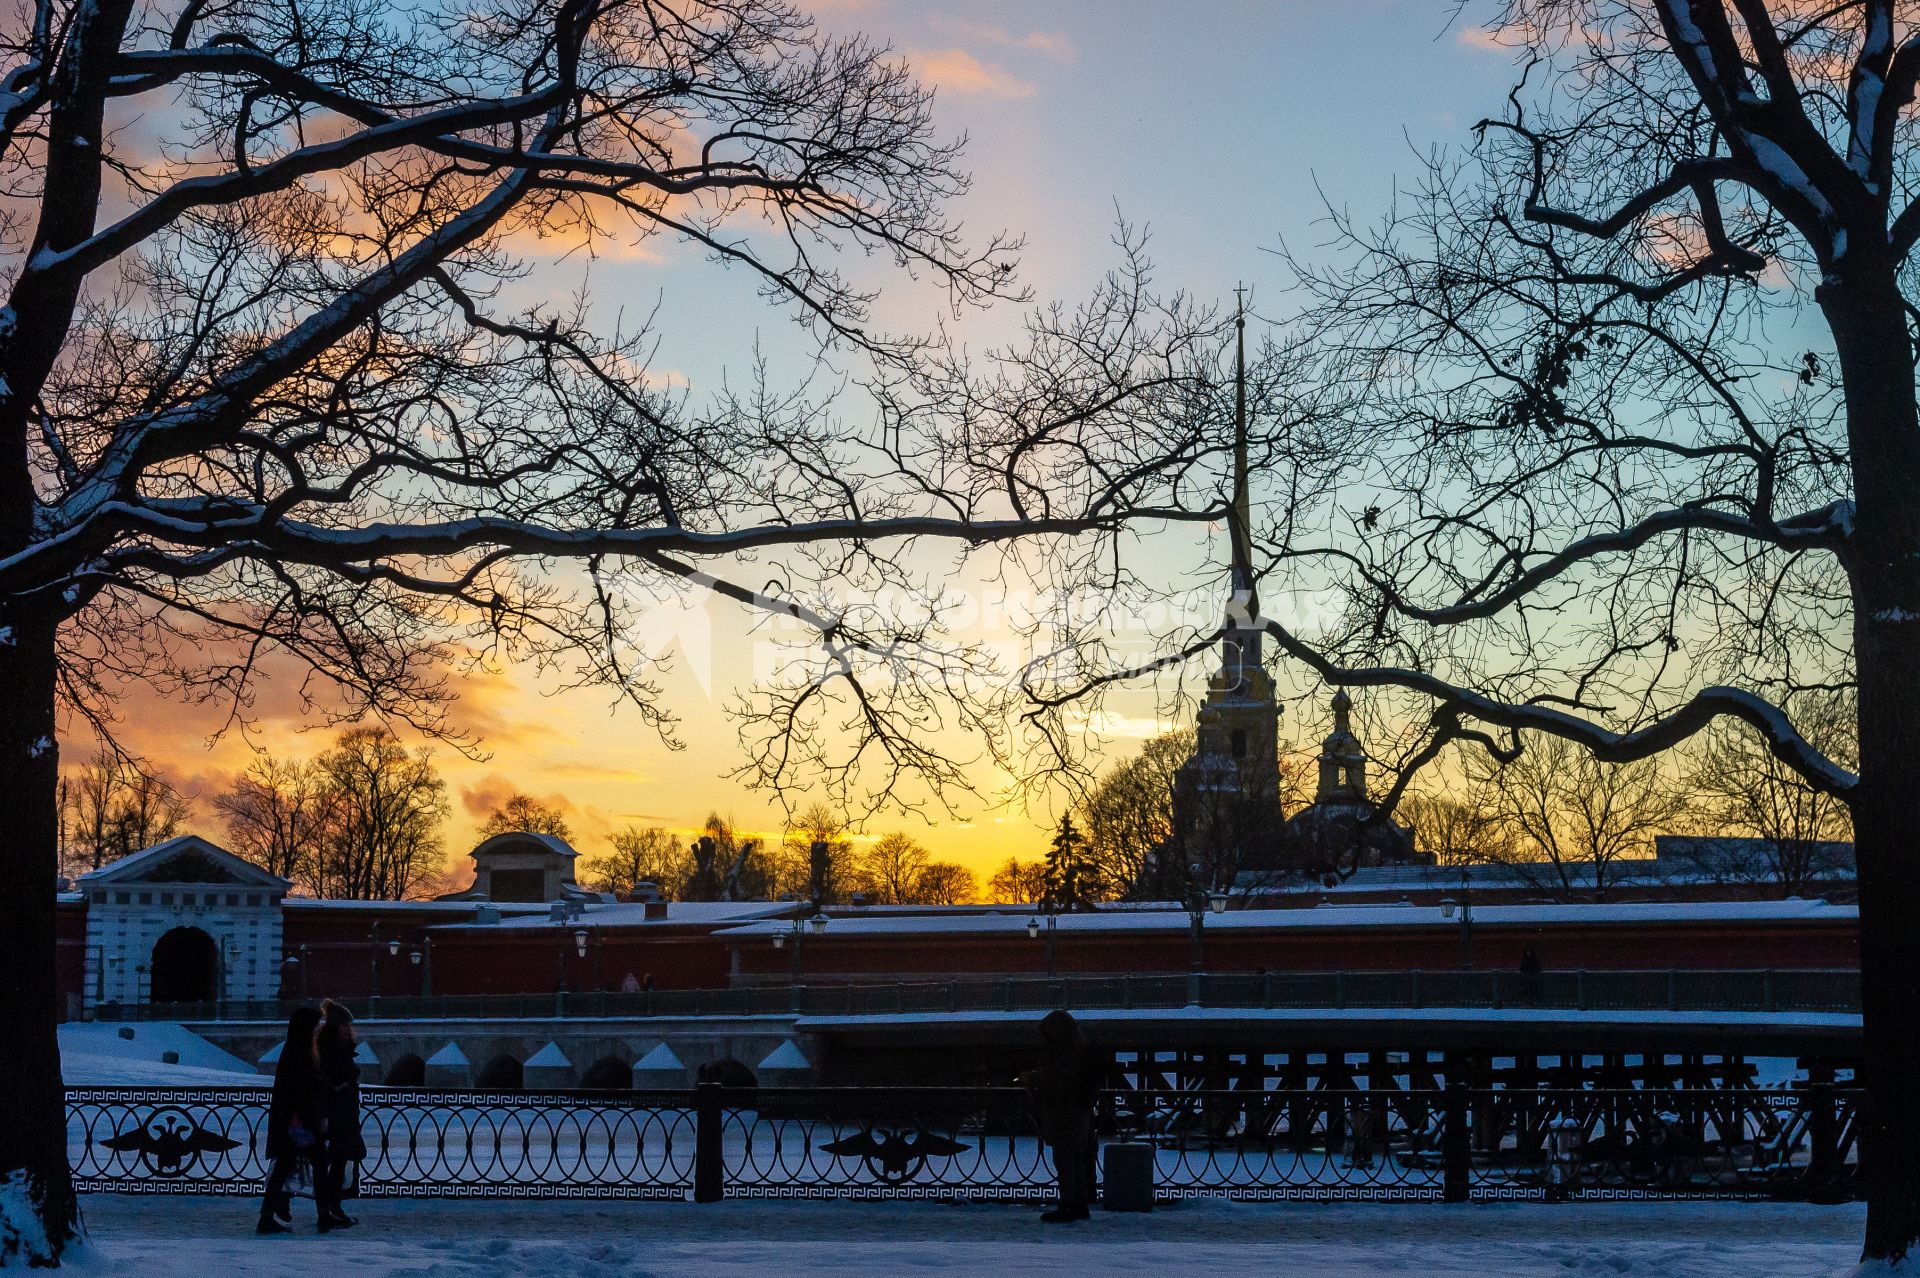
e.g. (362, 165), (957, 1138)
(458, 773), (578, 822)
(913, 48), (1037, 100)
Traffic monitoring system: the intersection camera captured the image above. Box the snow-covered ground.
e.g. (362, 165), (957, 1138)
(64, 1193), (1869, 1276)
(60, 1022), (260, 1086)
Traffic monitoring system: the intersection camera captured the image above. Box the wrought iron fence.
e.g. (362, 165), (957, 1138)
(66, 1082), (1862, 1203)
(92, 967), (1861, 1024)
(1104, 1085), (1863, 1201)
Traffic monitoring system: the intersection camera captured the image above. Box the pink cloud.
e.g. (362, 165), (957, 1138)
(924, 16), (1073, 62)
(913, 48), (1036, 100)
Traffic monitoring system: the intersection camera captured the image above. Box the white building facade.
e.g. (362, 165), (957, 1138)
(75, 835), (290, 1011)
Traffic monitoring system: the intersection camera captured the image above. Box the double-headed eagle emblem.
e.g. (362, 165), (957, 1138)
(97, 1106), (241, 1177)
(820, 1125), (971, 1184)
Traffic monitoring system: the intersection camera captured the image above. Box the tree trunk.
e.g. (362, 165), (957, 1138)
(0, 612), (77, 1265)
(1826, 273), (1920, 1262)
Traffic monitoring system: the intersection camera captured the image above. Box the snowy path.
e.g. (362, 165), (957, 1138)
(68, 1193), (1866, 1276)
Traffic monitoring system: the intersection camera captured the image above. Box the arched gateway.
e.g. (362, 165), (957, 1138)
(149, 926), (220, 1003)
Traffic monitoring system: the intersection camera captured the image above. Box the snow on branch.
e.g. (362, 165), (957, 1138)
(1257, 617), (1856, 797)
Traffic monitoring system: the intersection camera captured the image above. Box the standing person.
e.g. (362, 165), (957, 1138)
(257, 1005), (322, 1235)
(1023, 1009), (1104, 1223)
(315, 1000), (366, 1232)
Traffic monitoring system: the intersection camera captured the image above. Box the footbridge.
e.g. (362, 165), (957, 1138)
(146, 968), (1860, 1088)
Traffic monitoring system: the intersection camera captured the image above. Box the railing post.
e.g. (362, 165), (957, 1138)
(1410, 970), (1421, 1009)
(1334, 972), (1346, 1011)
(1763, 970), (1777, 1013)
(1667, 969), (1680, 1012)
(694, 1082), (725, 1203)
(1443, 1081), (1471, 1204)
(1004, 977), (1014, 1013)
(1806, 1080), (1842, 1202)
(1262, 969), (1273, 1009)
(1575, 970), (1587, 1011)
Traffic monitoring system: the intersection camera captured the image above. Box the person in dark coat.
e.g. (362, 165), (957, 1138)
(1023, 1009), (1104, 1223)
(315, 1000), (366, 1231)
(257, 1005), (322, 1234)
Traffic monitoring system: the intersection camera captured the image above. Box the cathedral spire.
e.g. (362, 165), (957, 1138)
(1224, 286), (1260, 672)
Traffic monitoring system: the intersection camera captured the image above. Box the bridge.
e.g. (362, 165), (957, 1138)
(99, 968), (1861, 1088)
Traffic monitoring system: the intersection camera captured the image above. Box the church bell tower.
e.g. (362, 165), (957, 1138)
(1167, 294), (1282, 884)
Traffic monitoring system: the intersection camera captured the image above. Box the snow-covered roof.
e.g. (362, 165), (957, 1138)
(757, 1040), (812, 1070)
(469, 831), (578, 860)
(75, 834), (290, 892)
(426, 1041), (468, 1066)
(525, 1041), (571, 1068)
(717, 897), (1855, 941)
(633, 1042), (684, 1071)
(1304, 854), (1854, 895)
(442, 900), (793, 931)
(281, 897), (551, 914)
(60, 1022), (259, 1086)
(793, 1006), (1863, 1032)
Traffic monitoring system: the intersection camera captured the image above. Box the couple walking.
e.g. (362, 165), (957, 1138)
(258, 999), (367, 1234)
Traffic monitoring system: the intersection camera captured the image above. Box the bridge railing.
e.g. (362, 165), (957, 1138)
(88, 967), (1861, 1025)
(66, 1082), (1861, 1203)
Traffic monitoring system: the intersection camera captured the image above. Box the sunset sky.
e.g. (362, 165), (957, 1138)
(102, 2), (1524, 885)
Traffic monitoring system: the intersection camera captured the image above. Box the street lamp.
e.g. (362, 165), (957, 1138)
(1438, 871), (1474, 970)
(573, 927), (590, 958)
(774, 912), (828, 983)
(1184, 863), (1227, 1003)
(1027, 901), (1059, 976)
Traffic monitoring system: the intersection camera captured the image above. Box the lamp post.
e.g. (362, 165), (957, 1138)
(1185, 863), (1231, 1004)
(772, 910), (829, 984)
(371, 930), (400, 1000)
(1438, 871), (1475, 970)
(1026, 901), (1059, 977)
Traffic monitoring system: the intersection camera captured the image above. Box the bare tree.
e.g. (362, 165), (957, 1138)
(1681, 690), (1857, 894)
(307, 727), (447, 901)
(1228, 2), (1920, 1256)
(986, 856), (1048, 904)
(1396, 789), (1511, 867)
(581, 825), (685, 897)
(478, 794), (572, 842)
(212, 754), (336, 882)
(1467, 734), (1688, 900)
(0, 0), (1240, 1256)
(858, 831), (929, 904)
(776, 802), (859, 903)
(58, 750), (190, 874)
(913, 861), (977, 905)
